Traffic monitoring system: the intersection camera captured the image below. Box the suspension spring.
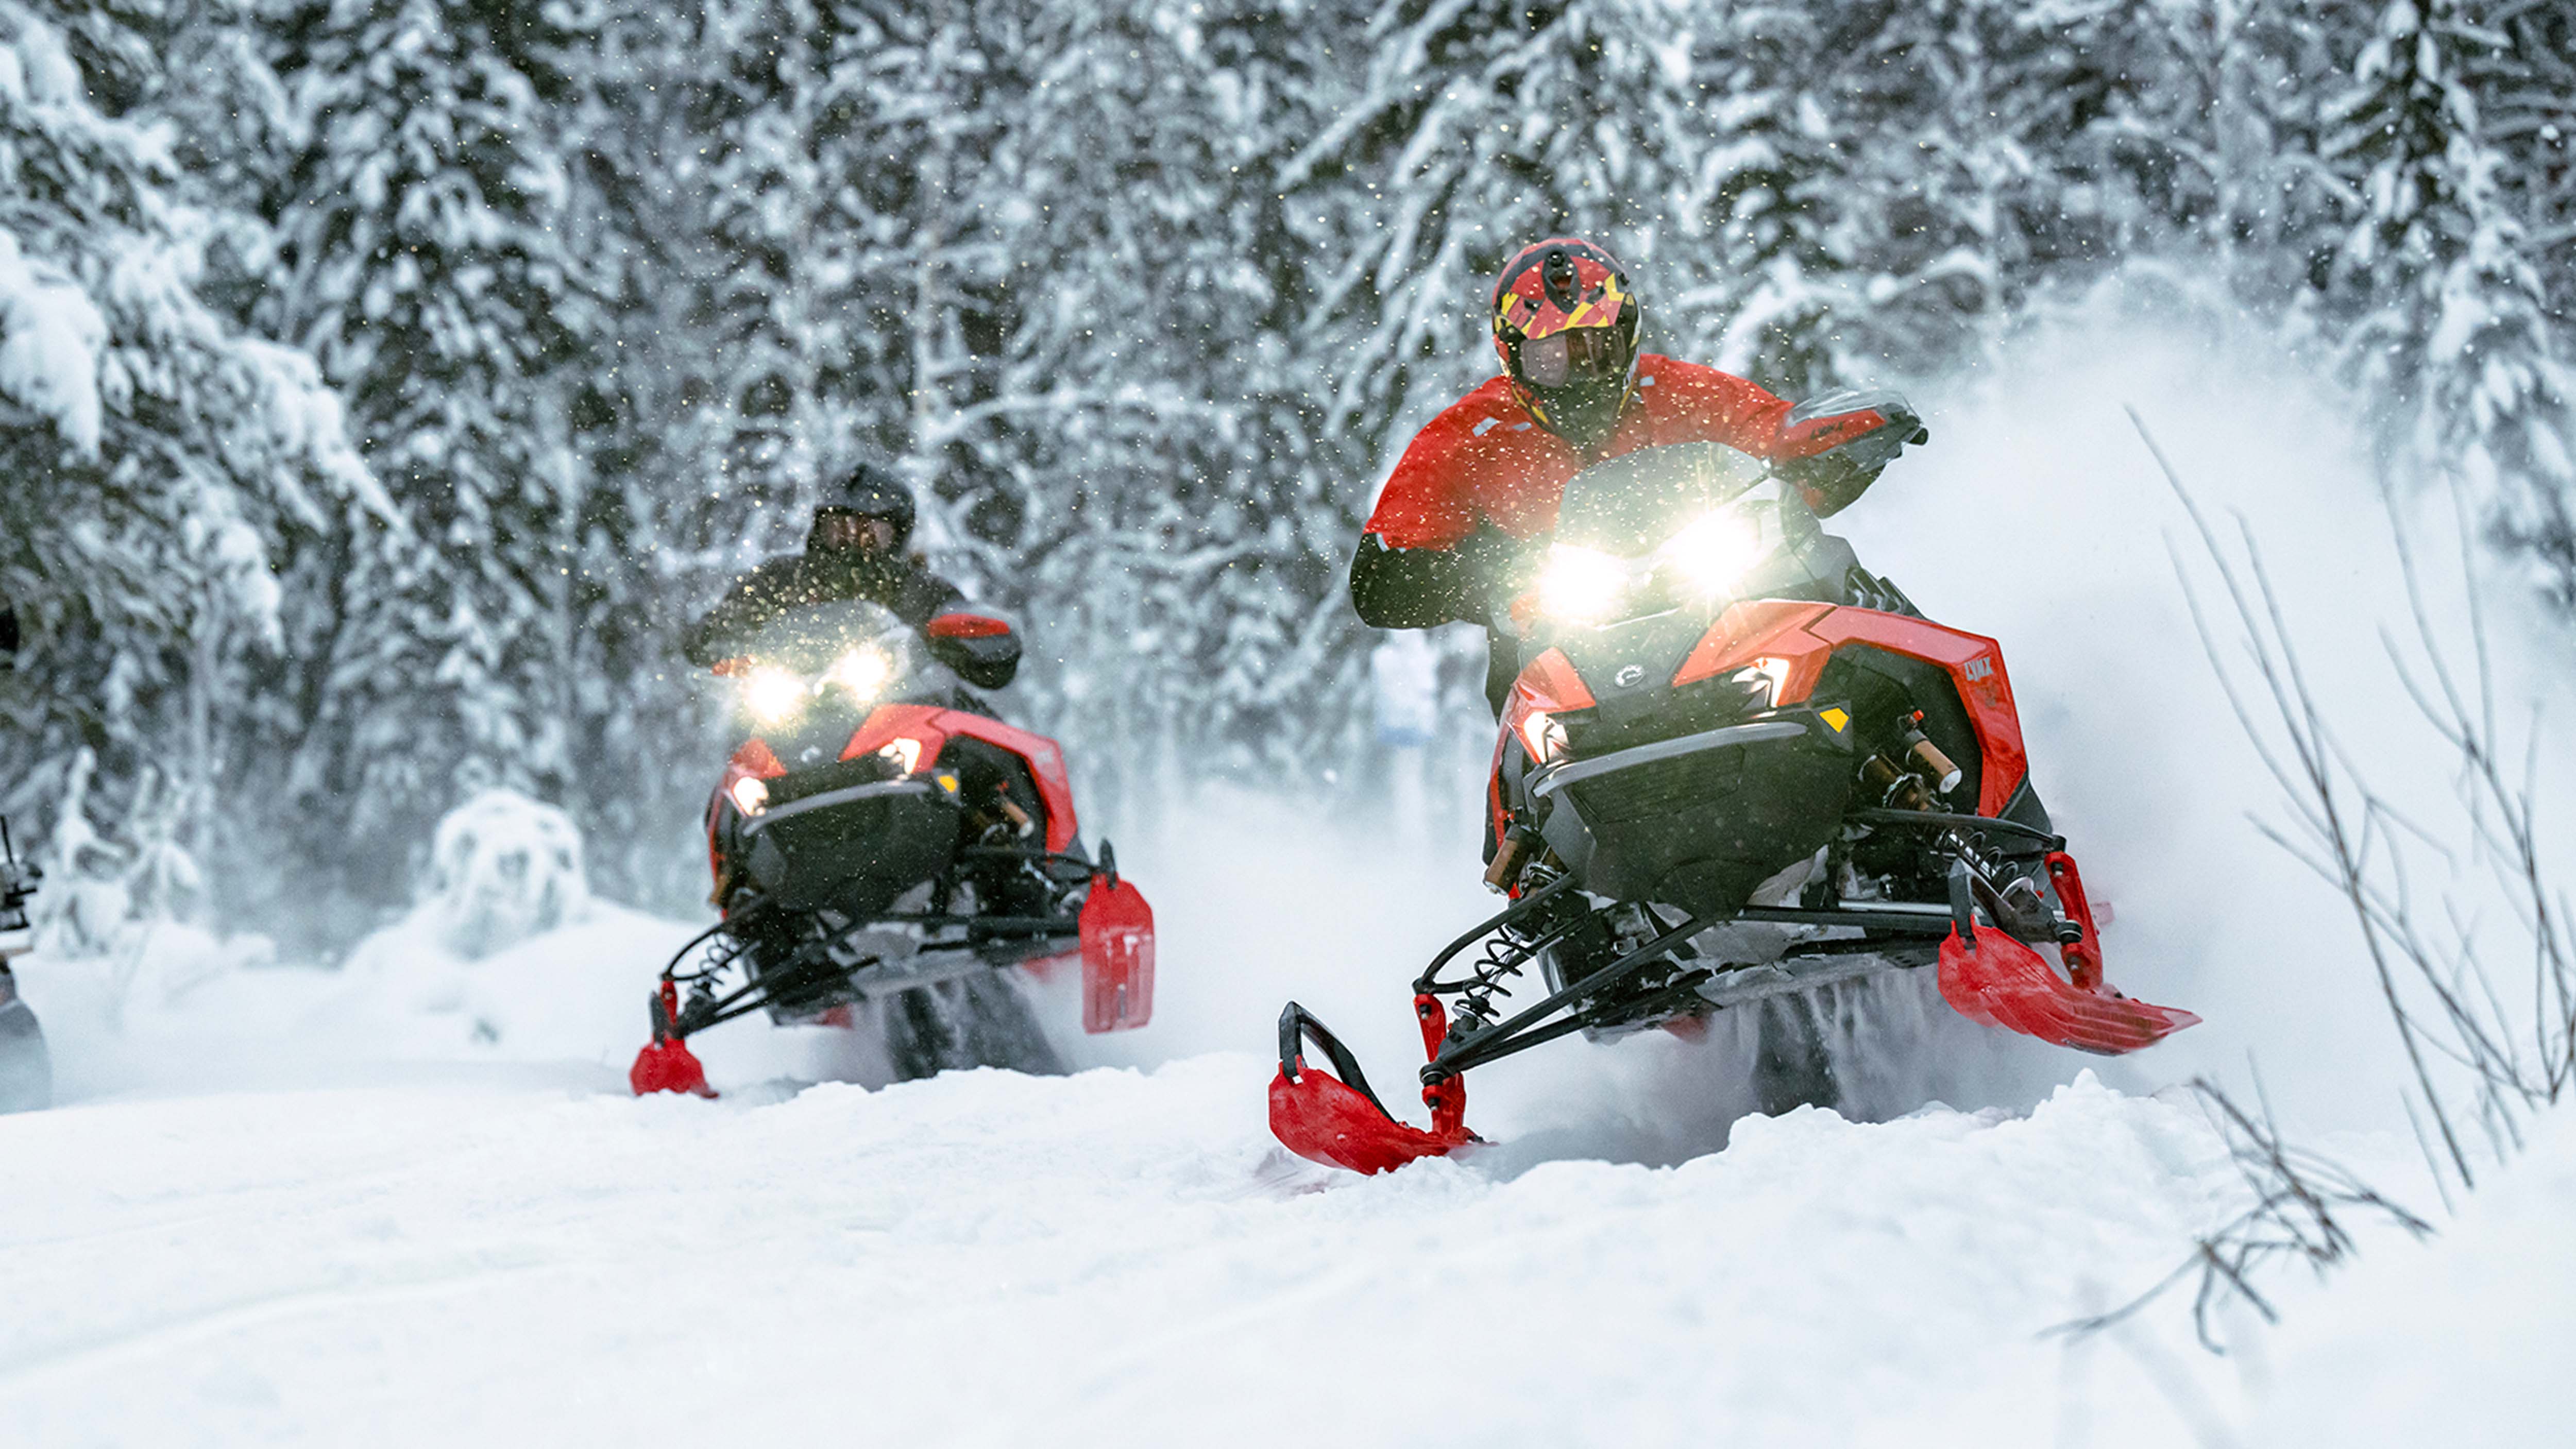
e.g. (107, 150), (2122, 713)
(1441, 868), (1584, 1033)
(665, 924), (749, 997)
(1449, 919), (1537, 1033)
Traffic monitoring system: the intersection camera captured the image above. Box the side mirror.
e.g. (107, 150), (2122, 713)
(925, 613), (1020, 690)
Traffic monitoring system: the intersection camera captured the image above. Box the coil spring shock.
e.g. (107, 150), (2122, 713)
(1448, 918), (1538, 1034)
(664, 924), (750, 1000)
(1442, 866), (1581, 1034)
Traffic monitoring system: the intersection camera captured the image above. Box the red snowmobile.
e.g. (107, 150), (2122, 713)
(631, 599), (1154, 1096)
(1271, 441), (2197, 1173)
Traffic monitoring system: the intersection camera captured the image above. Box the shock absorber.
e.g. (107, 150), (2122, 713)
(1898, 709), (1964, 797)
(1449, 914), (1540, 1035)
(1860, 754), (1935, 812)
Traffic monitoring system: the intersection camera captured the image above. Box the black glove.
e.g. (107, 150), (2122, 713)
(1775, 388), (1928, 517)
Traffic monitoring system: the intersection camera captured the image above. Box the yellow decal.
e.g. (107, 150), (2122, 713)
(1819, 707), (1851, 735)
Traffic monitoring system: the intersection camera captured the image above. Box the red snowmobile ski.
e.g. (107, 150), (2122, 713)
(1272, 441), (2195, 1173)
(631, 600), (1153, 1097)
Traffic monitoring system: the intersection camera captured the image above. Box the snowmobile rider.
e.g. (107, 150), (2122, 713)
(681, 465), (969, 669)
(1351, 237), (1930, 712)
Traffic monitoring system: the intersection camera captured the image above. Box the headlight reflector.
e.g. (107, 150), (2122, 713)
(743, 667), (808, 726)
(1537, 545), (1628, 623)
(1665, 508), (1767, 594)
(728, 775), (770, 817)
(1519, 709), (1570, 764)
(829, 647), (893, 700)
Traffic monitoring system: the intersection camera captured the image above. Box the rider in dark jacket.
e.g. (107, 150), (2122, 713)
(1352, 237), (1928, 711)
(682, 465), (966, 669)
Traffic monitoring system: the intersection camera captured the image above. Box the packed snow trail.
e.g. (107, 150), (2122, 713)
(1, 1057), (2247, 1448)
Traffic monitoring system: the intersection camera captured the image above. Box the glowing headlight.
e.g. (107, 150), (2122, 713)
(1519, 709), (1570, 765)
(728, 775), (770, 817)
(829, 647), (893, 701)
(1665, 508), (1767, 594)
(743, 667), (808, 726)
(1537, 545), (1628, 623)
(877, 737), (923, 774)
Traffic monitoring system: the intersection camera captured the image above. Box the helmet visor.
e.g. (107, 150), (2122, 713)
(811, 508), (899, 554)
(1517, 325), (1629, 390)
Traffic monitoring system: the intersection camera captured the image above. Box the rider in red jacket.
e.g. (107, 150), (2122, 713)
(1352, 237), (1928, 709)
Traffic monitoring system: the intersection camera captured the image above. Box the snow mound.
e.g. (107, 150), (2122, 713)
(389, 788), (594, 962)
(326, 901), (686, 1063)
(2252, 1107), (2576, 1442)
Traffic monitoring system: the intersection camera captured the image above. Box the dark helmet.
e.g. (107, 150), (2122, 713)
(1490, 237), (1642, 450)
(814, 462), (915, 550)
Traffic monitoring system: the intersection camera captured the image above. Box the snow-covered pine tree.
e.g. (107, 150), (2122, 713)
(1755, 0), (2163, 383)
(2322, 0), (2576, 601)
(256, 0), (607, 921)
(0, 2), (378, 925)
(499, 0), (757, 909)
(2478, 0), (2571, 323)
(1679, 1), (1861, 398)
(2467, 0), (2576, 602)
(2182, 0), (2361, 322)
(951, 0), (1354, 810)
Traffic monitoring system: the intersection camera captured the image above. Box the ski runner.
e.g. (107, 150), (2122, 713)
(683, 465), (976, 668)
(1351, 237), (1930, 712)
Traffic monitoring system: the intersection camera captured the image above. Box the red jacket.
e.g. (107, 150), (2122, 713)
(1352, 357), (1912, 629)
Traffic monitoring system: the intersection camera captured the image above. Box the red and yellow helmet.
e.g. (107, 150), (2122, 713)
(1490, 237), (1641, 448)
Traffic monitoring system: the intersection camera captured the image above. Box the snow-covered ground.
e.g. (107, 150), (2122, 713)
(0, 817), (2483, 1449)
(0, 1049), (2241, 1448)
(5, 322), (2567, 1443)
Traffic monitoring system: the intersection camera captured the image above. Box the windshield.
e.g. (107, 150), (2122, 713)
(739, 599), (915, 675)
(1527, 442), (1838, 629)
(1551, 441), (1774, 557)
(726, 598), (952, 746)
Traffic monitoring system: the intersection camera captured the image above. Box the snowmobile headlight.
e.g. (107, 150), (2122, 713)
(728, 775), (770, 817)
(743, 667), (809, 726)
(1537, 544), (1628, 623)
(877, 736), (924, 774)
(829, 646), (893, 701)
(1664, 507), (1768, 594)
(1519, 708), (1570, 765)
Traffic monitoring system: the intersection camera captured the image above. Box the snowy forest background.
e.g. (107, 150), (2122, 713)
(0, 0), (2569, 954)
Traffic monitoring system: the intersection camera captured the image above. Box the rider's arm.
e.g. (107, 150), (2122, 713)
(680, 560), (797, 668)
(1351, 388), (1517, 628)
(1650, 361), (1927, 519)
(886, 558), (969, 627)
(1351, 528), (1521, 629)
(1767, 388), (1929, 517)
